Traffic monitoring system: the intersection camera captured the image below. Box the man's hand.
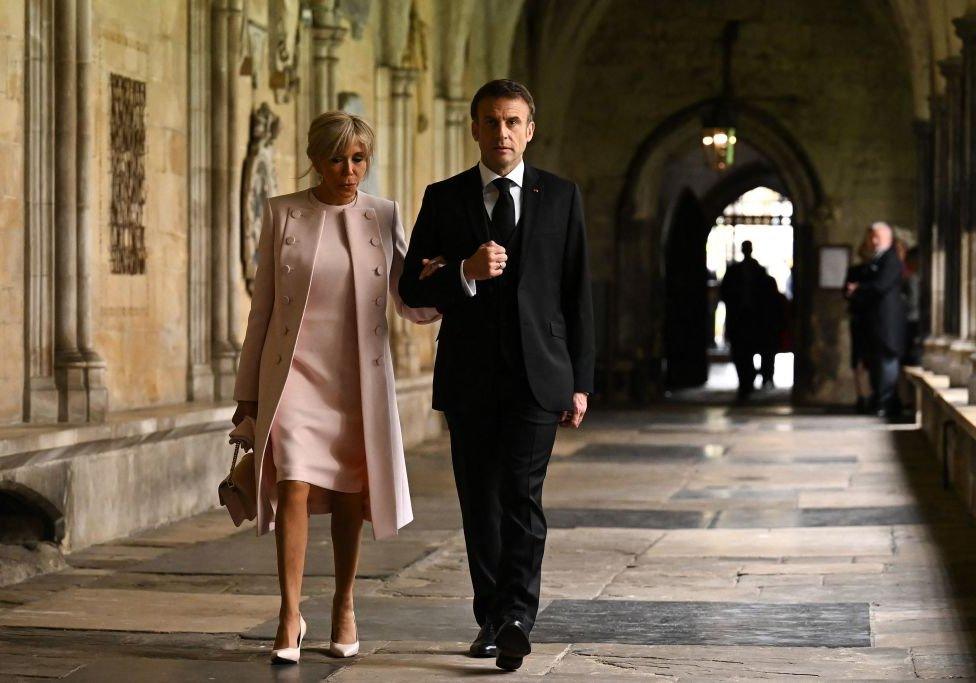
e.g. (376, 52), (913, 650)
(845, 282), (859, 297)
(420, 256), (447, 280)
(559, 392), (588, 429)
(462, 241), (507, 281)
(232, 400), (258, 426)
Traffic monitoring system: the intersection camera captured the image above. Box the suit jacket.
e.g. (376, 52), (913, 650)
(852, 247), (906, 357)
(398, 164), (595, 413)
(233, 189), (437, 539)
(719, 256), (771, 347)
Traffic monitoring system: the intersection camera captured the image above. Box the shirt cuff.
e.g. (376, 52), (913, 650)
(460, 260), (476, 297)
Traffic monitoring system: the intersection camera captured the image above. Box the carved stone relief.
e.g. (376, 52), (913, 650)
(335, 0), (371, 40)
(241, 103), (281, 295)
(269, 0), (302, 102)
(109, 74), (147, 275)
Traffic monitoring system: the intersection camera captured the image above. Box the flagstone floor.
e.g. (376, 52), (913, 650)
(1, 403), (975, 680)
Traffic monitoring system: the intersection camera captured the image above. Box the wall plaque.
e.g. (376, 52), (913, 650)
(109, 73), (147, 275)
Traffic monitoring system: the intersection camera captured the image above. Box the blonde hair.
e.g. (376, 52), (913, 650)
(303, 111), (374, 178)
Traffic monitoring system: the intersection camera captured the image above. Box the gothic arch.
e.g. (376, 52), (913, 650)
(609, 99), (825, 402)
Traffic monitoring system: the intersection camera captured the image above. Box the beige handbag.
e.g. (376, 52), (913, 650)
(219, 416), (257, 526)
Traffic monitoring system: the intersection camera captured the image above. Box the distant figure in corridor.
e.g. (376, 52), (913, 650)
(845, 222), (906, 418)
(720, 241), (781, 400)
(844, 230), (876, 413)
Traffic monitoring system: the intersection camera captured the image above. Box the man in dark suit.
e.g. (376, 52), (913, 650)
(719, 241), (774, 400)
(847, 222), (906, 418)
(398, 79), (594, 672)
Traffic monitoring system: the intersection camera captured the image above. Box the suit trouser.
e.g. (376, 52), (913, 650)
(760, 351), (776, 384)
(730, 343), (757, 393)
(444, 373), (559, 632)
(869, 351), (900, 411)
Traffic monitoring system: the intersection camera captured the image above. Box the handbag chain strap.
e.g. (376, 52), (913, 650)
(228, 442), (241, 477)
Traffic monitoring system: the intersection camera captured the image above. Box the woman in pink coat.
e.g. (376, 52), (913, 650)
(231, 111), (439, 664)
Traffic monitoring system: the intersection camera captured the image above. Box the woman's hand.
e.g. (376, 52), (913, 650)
(420, 256), (446, 280)
(232, 400), (258, 426)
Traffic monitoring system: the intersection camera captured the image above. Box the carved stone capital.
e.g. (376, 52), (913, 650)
(391, 66), (418, 98)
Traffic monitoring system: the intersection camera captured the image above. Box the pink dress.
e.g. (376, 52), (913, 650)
(269, 191), (366, 498)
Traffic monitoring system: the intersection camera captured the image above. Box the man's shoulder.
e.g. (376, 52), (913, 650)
(530, 166), (576, 190)
(427, 167), (479, 195)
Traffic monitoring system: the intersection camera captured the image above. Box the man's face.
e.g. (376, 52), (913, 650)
(471, 96), (535, 175)
(870, 226), (893, 251)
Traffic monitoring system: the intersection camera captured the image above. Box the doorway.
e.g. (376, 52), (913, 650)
(705, 186), (795, 398)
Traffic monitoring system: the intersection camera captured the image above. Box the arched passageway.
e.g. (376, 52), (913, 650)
(611, 101), (822, 404)
(511, 0), (917, 407)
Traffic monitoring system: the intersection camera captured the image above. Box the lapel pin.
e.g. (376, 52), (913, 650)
(532, 187), (540, 193)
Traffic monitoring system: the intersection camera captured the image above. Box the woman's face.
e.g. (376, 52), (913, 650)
(315, 141), (367, 202)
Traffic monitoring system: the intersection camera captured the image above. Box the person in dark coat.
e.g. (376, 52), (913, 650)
(844, 231), (875, 413)
(847, 222), (906, 418)
(720, 241), (774, 400)
(758, 272), (786, 389)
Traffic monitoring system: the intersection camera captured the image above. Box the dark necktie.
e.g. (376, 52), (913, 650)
(490, 177), (516, 245)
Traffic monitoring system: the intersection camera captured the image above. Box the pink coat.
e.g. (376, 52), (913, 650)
(233, 189), (438, 539)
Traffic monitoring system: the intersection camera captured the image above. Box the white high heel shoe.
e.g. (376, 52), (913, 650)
(329, 611), (359, 658)
(271, 614), (307, 664)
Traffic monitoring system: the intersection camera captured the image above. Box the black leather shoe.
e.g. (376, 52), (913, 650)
(468, 623), (497, 658)
(494, 619), (531, 672)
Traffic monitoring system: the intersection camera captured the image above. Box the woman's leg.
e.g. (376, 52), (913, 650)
(274, 480), (311, 650)
(330, 490), (364, 643)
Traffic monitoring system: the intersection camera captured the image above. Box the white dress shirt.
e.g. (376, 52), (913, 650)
(459, 160), (525, 296)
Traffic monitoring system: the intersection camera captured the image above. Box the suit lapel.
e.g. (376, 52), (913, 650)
(517, 164), (542, 284)
(461, 166), (490, 246)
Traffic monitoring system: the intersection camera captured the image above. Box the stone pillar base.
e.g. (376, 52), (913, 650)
(25, 377), (60, 423)
(923, 336), (953, 375)
(395, 336), (421, 377)
(56, 361), (88, 423)
(212, 349), (238, 400)
(83, 362), (108, 422)
(188, 363), (215, 402)
(949, 339), (976, 387)
(968, 352), (976, 404)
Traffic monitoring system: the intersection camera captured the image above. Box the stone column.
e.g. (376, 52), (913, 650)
(444, 98), (469, 176)
(940, 57), (974, 386)
(924, 93), (950, 372)
(75, 0), (108, 420)
(956, 13), (976, 401)
(53, 0), (87, 422)
(389, 67), (421, 377)
(311, 1), (347, 114)
(210, 0), (237, 399)
(25, 0), (58, 422)
(226, 0), (243, 354)
(914, 119), (934, 343)
(188, 0), (214, 400)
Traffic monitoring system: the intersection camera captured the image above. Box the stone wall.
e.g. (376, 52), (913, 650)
(0, 2), (26, 423)
(92, 0), (190, 409)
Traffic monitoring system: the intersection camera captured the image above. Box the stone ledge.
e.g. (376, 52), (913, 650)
(905, 366), (976, 517)
(0, 375), (440, 552)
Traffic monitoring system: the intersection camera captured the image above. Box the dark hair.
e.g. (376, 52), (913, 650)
(470, 79), (536, 121)
(742, 240), (753, 255)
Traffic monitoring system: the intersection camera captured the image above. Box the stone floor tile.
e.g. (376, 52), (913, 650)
(124, 508), (242, 547)
(0, 588), (281, 633)
(550, 644), (914, 679)
(327, 643), (569, 680)
(912, 652), (976, 679)
(640, 527), (894, 559)
(61, 656), (341, 682)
